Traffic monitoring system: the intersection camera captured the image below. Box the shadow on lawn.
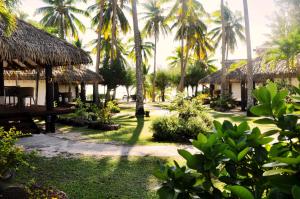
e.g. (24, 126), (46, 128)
(16, 155), (162, 198)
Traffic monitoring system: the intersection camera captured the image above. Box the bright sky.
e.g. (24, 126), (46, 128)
(21, 0), (277, 70)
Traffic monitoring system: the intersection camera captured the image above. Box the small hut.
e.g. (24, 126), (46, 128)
(199, 58), (300, 110)
(0, 19), (92, 133)
(4, 66), (103, 105)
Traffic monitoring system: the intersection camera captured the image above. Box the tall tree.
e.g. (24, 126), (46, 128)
(243, 0), (254, 108)
(142, 0), (170, 102)
(0, 0), (16, 36)
(211, 5), (245, 60)
(220, 0), (227, 96)
(131, 0), (144, 116)
(168, 0), (207, 92)
(36, 0), (89, 39)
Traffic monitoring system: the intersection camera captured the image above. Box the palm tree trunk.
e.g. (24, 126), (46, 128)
(178, 0), (186, 92)
(152, 30), (158, 102)
(59, 14), (65, 39)
(111, 0), (118, 62)
(94, 0), (105, 105)
(178, 39), (190, 93)
(243, 0), (254, 108)
(131, 0), (144, 116)
(221, 0), (228, 96)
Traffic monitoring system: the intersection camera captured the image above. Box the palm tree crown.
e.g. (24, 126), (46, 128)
(36, 0), (89, 39)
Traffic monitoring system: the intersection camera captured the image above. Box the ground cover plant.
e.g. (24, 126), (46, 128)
(155, 82), (300, 199)
(152, 94), (213, 142)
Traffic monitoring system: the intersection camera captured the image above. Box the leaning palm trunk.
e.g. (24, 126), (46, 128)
(94, 0), (105, 105)
(111, 0), (117, 62)
(131, 0), (144, 116)
(152, 31), (158, 102)
(178, 0), (186, 92)
(243, 0), (254, 108)
(59, 14), (65, 39)
(220, 0), (228, 96)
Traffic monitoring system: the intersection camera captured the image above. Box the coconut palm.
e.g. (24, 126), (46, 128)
(36, 0), (89, 39)
(211, 5), (245, 60)
(0, 0), (16, 36)
(243, 0), (254, 109)
(142, 0), (170, 102)
(131, 0), (144, 116)
(167, 0), (207, 92)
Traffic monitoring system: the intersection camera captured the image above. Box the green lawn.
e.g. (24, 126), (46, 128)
(57, 103), (277, 145)
(16, 155), (174, 199)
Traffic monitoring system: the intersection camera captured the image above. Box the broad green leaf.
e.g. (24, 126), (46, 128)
(263, 168), (296, 176)
(254, 118), (275, 124)
(178, 150), (200, 170)
(266, 82), (278, 99)
(228, 185), (254, 199)
(238, 147), (250, 161)
(227, 137), (236, 148)
(224, 150), (237, 161)
(237, 122), (250, 133)
(272, 156), (300, 165)
(263, 130), (279, 137)
(250, 104), (272, 116)
(206, 134), (217, 148)
(257, 137), (274, 145)
(157, 186), (175, 199)
(197, 133), (207, 144)
(292, 185), (300, 199)
(253, 87), (271, 104)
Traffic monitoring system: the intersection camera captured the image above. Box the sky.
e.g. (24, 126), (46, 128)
(21, 0), (277, 70)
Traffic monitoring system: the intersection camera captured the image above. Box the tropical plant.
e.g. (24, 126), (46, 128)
(36, 0), (89, 39)
(0, 0), (16, 36)
(123, 67), (135, 102)
(154, 81), (300, 199)
(167, 0), (207, 92)
(131, 0), (144, 116)
(211, 5), (245, 60)
(264, 29), (300, 70)
(155, 69), (170, 102)
(142, 0), (170, 102)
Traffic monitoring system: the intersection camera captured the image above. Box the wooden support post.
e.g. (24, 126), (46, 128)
(0, 61), (4, 96)
(45, 65), (55, 133)
(75, 85), (79, 98)
(229, 83), (232, 95)
(53, 82), (59, 105)
(80, 82), (86, 102)
(209, 84), (215, 97)
(241, 79), (247, 111)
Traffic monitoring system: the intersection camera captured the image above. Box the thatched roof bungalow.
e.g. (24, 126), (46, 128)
(0, 19), (92, 133)
(199, 58), (300, 110)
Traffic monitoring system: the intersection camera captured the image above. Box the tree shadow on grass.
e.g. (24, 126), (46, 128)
(128, 117), (144, 145)
(16, 155), (163, 199)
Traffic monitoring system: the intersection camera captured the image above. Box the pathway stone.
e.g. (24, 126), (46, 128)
(18, 134), (196, 157)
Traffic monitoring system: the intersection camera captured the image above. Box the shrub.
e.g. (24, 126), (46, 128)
(0, 128), (28, 183)
(210, 94), (236, 112)
(152, 94), (213, 142)
(107, 100), (120, 113)
(154, 82), (300, 199)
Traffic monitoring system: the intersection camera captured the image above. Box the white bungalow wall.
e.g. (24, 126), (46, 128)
(3, 80), (77, 106)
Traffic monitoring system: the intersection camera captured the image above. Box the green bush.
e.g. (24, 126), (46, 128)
(210, 94), (236, 112)
(0, 128), (28, 182)
(152, 94), (213, 142)
(154, 82), (300, 199)
(107, 100), (121, 113)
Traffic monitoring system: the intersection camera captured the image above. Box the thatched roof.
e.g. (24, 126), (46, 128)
(0, 19), (92, 69)
(4, 66), (104, 84)
(199, 58), (300, 84)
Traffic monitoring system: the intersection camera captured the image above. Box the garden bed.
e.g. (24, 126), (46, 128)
(57, 117), (120, 131)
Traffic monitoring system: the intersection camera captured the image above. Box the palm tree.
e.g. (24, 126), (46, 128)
(131, 0), (144, 116)
(142, 0), (170, 102)
(243, 0), (254, 109)
(167, 0), (207, 92)
(211, 5), (245, 60)
(0, 0), (16, 36)
(36, 0), (89, 39)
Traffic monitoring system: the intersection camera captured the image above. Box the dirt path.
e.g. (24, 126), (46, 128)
(18, 134), (195, 157)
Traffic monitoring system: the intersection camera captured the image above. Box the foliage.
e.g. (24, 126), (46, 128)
(0, 128), (27, 181)
(107, 100), (120, 113)
(155, 81), (300, 199)
(210, 94), (236, 112)
(0, 0), (16, 36)
(152, 94), (212, 142)
(155, 70), (171, 102)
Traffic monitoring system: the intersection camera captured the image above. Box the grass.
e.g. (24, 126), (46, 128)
(57, 102), (277, 145)
(16, 155), (177, 199)
(57, 102), (175, 146)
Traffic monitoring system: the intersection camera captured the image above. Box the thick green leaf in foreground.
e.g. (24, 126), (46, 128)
(228, 185), (254, 199)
